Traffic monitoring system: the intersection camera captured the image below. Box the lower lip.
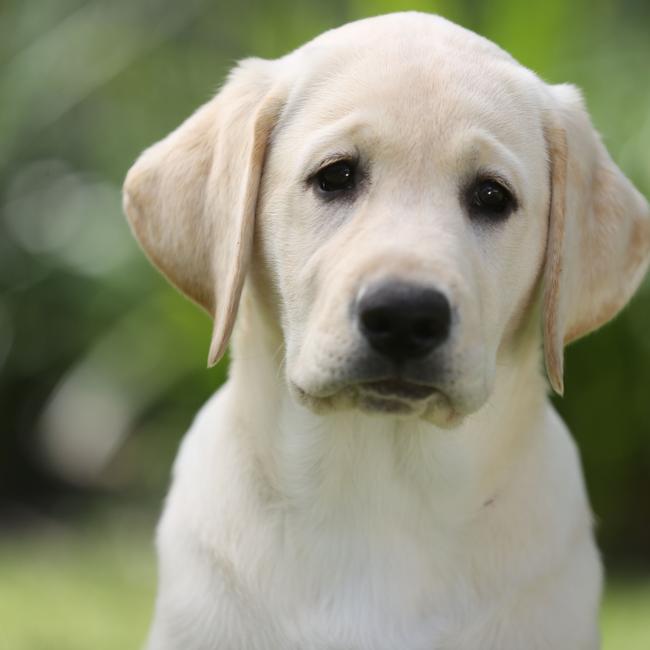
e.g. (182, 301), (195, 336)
(361, 379), (437, 400)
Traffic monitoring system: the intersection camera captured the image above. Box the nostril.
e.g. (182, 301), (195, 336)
(411, 307), (451, 344)
(361, 307), (392, 335)
(411, 317), (436, 341)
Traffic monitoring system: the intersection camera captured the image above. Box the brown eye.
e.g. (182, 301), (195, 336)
(316, 160), (356, 193)
(469, 179), (515, 220)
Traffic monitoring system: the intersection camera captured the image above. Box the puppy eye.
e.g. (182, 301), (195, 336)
(468, 179), (515, 220)
(316, 160), (357, 193)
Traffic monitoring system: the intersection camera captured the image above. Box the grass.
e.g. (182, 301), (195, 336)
(0, 512), (155, 650)
(0, 514), (648, 649)
(601, 577), (650, 650)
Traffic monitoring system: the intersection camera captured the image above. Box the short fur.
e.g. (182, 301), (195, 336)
(123, 13), (650, 650)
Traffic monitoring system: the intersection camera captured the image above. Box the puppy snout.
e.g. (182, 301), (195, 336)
(357, 281), (451, 362)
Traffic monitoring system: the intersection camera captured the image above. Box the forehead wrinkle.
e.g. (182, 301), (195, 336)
(287, 61), (540, 151)
(272, 45), (375, 144)
(292, 114), (376, 173)
(457, 130), (530, 199)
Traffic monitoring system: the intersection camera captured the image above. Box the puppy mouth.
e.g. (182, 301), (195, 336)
(292, 376), (441, 410)
(359, 378), (438, 401)
(292, 376), (462, 426)
(355, 378), (442, 416)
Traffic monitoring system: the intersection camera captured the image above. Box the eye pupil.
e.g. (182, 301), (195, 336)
(479, 184), (503, 205)
(317, 160), (356, 193)
(470, 179), (514, 219)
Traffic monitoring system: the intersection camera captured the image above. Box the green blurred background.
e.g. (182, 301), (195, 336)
(0, 0), (649, 648)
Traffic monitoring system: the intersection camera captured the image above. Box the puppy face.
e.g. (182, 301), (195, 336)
(257, 22), (550, 426)
(123, 14), (650, 424)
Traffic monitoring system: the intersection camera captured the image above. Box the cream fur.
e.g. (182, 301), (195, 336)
(123, 12), (650, 650)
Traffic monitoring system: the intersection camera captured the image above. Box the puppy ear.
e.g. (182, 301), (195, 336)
(123, 59), (284, 366)
(543, 84), (650, 395)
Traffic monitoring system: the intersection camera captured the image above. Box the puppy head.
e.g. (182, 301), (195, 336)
(123, 13), (650, 426)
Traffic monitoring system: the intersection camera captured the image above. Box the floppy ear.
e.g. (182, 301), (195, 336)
(543, 84), (650, 395)
(123, 59), (284, 366)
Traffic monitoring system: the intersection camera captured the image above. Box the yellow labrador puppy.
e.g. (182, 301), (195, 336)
(124, 12), (650, 650)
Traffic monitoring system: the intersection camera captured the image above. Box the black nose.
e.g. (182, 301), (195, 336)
(357, 282), (451, 362)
